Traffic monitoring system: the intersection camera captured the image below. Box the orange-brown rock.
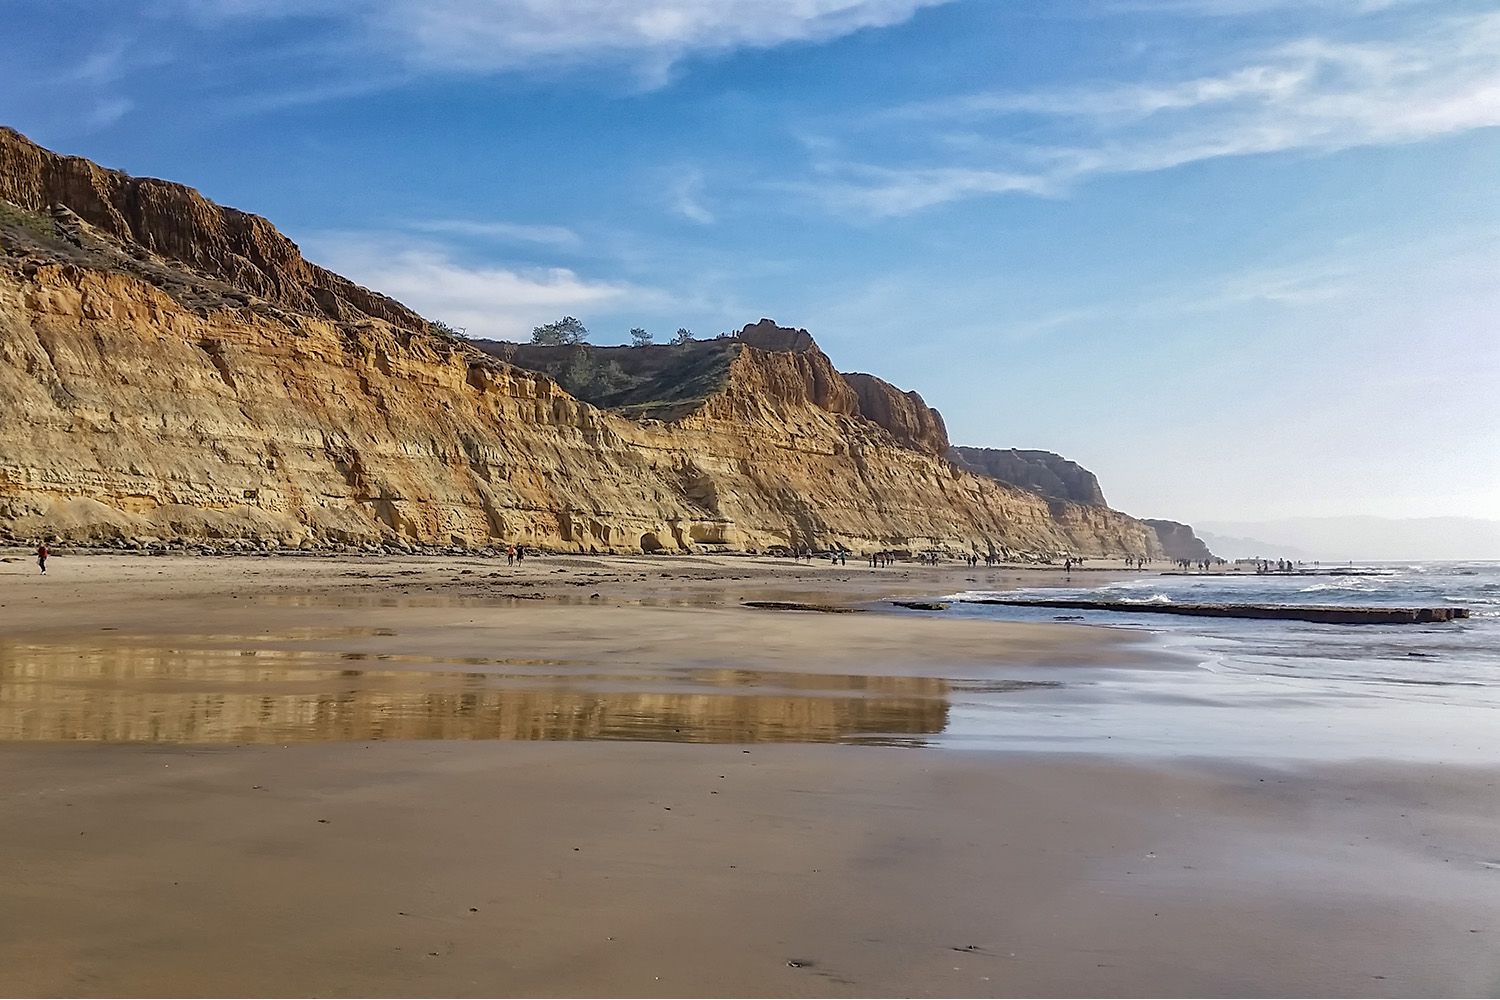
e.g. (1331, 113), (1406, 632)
(842, 372), (949, 456)
(0, 126), (419, 329)
(1142, 519), (1215, 562)
(950, 446), (1109, 507)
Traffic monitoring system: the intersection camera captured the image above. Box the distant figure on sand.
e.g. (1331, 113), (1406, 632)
(36, 542), (48, 574)
(507, 545), (516, 566)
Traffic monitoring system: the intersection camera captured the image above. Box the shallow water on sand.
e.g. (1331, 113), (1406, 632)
(943, 561), (1500, 762)
(6, 562), (1495, 760)
(0, 635), (1049, 745)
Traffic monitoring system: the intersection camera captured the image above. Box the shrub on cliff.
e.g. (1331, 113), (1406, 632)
(532, 316), (589, 345)
(672, 327), (694, 345)
(558, 347), (630, 398)
(428, 319), (467, 340)
(629, 327), (653, 347)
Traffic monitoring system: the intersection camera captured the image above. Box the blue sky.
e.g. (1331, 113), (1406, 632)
(4, 0), (1497, 523)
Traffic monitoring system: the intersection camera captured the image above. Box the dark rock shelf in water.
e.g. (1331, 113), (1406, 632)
(1157, 569), (1394, 578)
(743, 601), (866, 614)
(960, 598), (1469, 625)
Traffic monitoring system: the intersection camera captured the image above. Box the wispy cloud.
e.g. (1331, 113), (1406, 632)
(84, 97), (135, 129)
(30, 37), (155, 133)
(183, 0), (950, 87)
(307, 234), (667, 339)
(666, 167), (715, 224)
(808, 9), (1500, 215)
(407, 219), (582, 249)
(217, 74), (414, 116)
(69, 39), (134, 86)
(795, 164), (1059, 216)
(1102, 0), (1432, 16)
(990, 224), (1498, 344)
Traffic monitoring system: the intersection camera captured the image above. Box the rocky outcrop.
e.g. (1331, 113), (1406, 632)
(841, 373), (949, 456)
(737, 318), (816, 354)
(1142, 519), (1215, 562)
(949, 446), (1108, 507)
(0, 127), (1173, 558)
(0, 126), (420, 329)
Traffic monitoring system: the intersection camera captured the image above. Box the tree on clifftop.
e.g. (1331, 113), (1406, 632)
(532, 316), (589, 345)
(428, 319), (467, 340)
(672, 327), (695, 345)
(629, 327), (653, 347)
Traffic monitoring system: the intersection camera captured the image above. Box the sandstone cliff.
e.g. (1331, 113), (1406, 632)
(841, 373), (949, 456)
(1142, 519), (1215, 562)
(949, 446), (1109, 507)
(0, 127), (1170, 558)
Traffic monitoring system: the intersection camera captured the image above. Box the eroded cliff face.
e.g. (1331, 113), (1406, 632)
(713, 320), (950, 456)
(841, 373), (949, 457)
(950, 446), (1109, 507)
(0, 127), (1169, 557)
(0, 126), (419, 329)
(1142, 519), (1215, 562)
(0, 254), (1161, 556)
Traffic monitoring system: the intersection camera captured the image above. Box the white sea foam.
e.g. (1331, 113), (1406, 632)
(1121, 593), (1174, 605)
(1299, 577), (1381, 594)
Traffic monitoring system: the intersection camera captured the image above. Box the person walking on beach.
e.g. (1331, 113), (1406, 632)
(36, 542), (49, 574)
(507, 545), (516, 566)
(516, 545), (525, 564)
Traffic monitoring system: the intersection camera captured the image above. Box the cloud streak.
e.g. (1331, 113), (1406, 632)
(666, 167), (715, 224)
(809, 9), (1500, 215)
(184, 0), (950, 85)
(307, 234), (665, 340)
(407, 219), (582, 249)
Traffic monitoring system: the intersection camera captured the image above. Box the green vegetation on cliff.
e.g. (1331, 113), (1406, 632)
(479, 339), (741, 421)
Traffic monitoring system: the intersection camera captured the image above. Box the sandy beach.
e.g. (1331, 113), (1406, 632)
(2, 551), (1497, 996)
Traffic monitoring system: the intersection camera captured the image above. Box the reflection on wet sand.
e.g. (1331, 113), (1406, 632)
(0, 639), (957, 745)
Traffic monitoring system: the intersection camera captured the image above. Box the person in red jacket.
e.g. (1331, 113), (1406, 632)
(36, 542), (48, 574)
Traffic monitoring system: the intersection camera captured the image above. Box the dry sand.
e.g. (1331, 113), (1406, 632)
(1, 551), (1497, 996)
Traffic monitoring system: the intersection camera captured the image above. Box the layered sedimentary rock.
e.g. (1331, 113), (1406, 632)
(1142, 519), (1215, 562)
(841, 372), (948, 456)
(735, 320), (950, 457)
(950, 446), (1109, 507)
(0, 127), (1171, 557)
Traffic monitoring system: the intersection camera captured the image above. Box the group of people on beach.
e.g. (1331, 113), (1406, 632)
(863, 551), (1004, 567)
(1254, 558), (1300, 574)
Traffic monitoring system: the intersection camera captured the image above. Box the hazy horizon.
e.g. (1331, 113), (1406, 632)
(1198, 516), (1500, 562)
(3, 0), (1495, 525)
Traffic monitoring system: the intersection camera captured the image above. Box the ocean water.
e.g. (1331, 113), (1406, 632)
(941, 562), (1500, 762)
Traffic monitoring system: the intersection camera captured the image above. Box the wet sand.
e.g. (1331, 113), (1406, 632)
(2, 552), (1498, 996)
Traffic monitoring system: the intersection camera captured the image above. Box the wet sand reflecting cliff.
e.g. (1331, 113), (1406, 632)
(0, 637), (976, 745)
